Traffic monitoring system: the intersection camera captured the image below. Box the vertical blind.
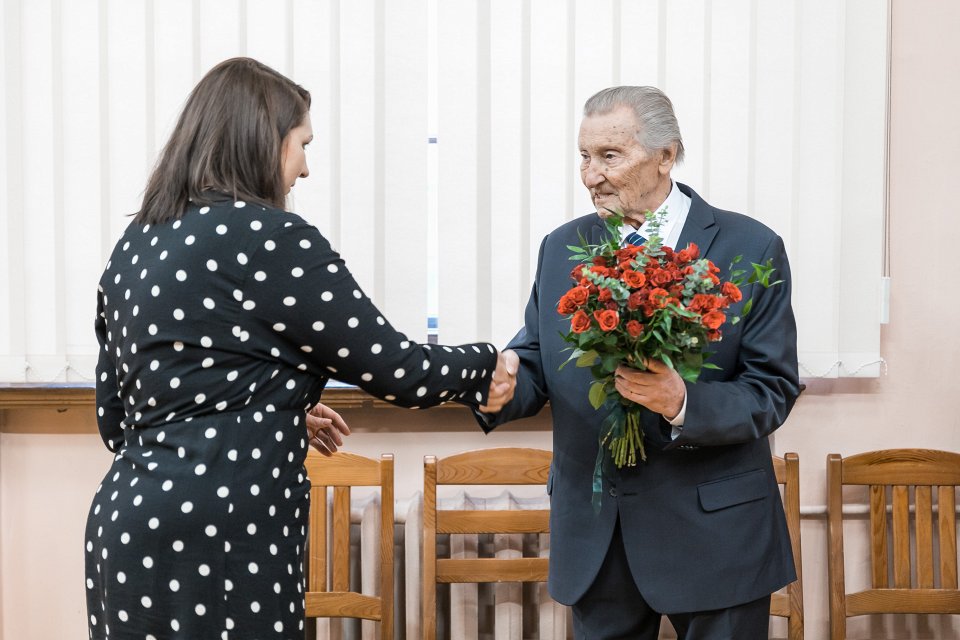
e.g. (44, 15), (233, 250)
(0, 0), (888, 382)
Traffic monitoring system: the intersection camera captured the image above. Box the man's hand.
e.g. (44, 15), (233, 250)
(614, 358), (685, 420)
(306, 402), (351, 455)
(479, 349), (519, 414)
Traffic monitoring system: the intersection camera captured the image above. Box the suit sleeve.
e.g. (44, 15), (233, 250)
(670, 234), (800, 447)
(473, 236), (551, 432)
(94, 286), (126, 452)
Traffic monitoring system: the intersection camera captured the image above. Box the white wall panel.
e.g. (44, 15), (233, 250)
(528, 0), (571, 268)
(618, 0), (660, 87)
(487, 0), (527, 347)
(152, 0), (194, 157)
(795, 0), (845, 377)
(246, 0), (288, 75)
(336, 0), (378, 305)
(289, 0), (335, 240)
(437, 0), (480, 344)
(706, 0), (750, 213)
(20, 0), (61, 379)
(0, 0), (19, 379)
(382, 0), (429, 341)
(61, 0), (103, 380)
(197, 0), (242, 75)
(662, 0), (707, 193)
(0, 0), (890, 380)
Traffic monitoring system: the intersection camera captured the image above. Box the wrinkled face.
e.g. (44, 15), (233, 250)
(280, 113), (313, 194)
(578, 105), (675, 227)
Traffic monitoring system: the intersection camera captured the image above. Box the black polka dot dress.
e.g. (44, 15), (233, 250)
(86, 197), (498, 639)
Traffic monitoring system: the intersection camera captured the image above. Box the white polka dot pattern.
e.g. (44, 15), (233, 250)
(89, 199), (498, 639)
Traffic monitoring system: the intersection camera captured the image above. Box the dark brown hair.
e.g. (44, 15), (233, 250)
(135, 57), (311, 224)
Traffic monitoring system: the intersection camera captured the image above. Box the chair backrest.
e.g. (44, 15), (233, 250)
(770, 453), (804, 640)
(422, 447), (553, 640)
(827, 448), (960, 640)
(303, 451), (394, 640)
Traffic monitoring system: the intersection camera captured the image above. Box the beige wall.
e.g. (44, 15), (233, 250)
(3, 1), (960, 638)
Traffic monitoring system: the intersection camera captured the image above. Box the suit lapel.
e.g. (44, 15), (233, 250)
(675, 183), (719, 256)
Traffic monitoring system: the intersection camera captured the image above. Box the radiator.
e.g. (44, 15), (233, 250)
(310, 490), (573, 640)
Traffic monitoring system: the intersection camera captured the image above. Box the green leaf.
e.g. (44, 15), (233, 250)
(576, 349), (599, 367)
(741, 298), (754, 316)
(589, 381), (608, 409)
(702, 362), (721, 370)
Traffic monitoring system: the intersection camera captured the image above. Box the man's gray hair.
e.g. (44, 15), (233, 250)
(583, 86), (685, 164)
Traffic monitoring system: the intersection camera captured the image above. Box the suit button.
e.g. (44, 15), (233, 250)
(609, 487), (618, 497)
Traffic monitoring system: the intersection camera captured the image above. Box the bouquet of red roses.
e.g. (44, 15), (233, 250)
(558, 209), (778, 505)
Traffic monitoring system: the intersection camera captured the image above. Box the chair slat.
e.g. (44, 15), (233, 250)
(422, 457), (439, 640)
(869, 485), (888, 588)
(842, 449), (960, 485)
(892, 485), (911, 588)
(915, 485), (934, 588)
(437, 558), (549, 583)
(770, 593), (790, 617)
(437, 509), (550, 534)
(940, 486), (958, 589)
(305, 592), (382, 620)
(437, 448), (551, 484)
(332, 486), (351, 592)
(309, 486), (327, 592)
(304, 452), (382, 485)
(846, 589), (960, 616)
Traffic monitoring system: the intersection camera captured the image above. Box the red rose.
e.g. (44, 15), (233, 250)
(621, 269), (646, 288)
(652, 268), (674, 286)
(589, 265), (610, 278)
(593, 309), (619, 332)
(648, 288), (669, 308)
(627, 291), (644, 311)
(626, 320), (644, 338)
(661, 246), (675, 261)
(570, 310), (591, 333)
(568, 286), (589, 306)
(707, 329), (722, 342)
(593, 256), (608, 267)
(675, 243), (700, 263)
(689, 293), (718, 313)
(599, 288), (613, 303)
(557, 293), (578, 315)
(702, 310), (726, 330)
(570, 265), (586, 282)
(722, 281), (742, 303)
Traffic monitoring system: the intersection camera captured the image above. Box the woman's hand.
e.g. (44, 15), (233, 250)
(306, 402), (352, 455)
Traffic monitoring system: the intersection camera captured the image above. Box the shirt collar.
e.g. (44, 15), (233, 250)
(619, 180), (690, 246)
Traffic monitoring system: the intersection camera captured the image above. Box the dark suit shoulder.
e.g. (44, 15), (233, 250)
(543, 212), (605, 247)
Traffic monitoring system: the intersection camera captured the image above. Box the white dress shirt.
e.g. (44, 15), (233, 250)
(618, 181), (690, 432)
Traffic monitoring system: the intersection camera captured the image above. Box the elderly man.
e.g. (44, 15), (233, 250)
(481, 86), (800, 638)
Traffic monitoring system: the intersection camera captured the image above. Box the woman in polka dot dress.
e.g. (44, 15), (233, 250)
(85, 57), (516, 640)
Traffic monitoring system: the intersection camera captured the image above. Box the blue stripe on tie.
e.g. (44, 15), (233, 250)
(624, 231), (646, 246)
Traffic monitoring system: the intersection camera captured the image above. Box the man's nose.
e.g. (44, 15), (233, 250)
(301, 162), (309, 179)
(582, 163), (604, 188)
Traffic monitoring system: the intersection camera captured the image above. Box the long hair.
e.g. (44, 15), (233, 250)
(136, 57), (311, 224)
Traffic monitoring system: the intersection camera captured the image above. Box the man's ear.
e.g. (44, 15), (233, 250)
(658, 144), (677, 176)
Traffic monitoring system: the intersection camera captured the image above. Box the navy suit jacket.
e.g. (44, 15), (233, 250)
(481, 183), (800, 613)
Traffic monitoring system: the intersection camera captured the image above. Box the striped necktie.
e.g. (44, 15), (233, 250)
(624, 230), (646, 247)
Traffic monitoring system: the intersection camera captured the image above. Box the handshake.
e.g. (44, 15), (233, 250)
(479, 349), (520, 414)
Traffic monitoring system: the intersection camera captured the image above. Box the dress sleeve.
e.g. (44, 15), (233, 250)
(94, 285), (126, 452)
(243, 216), (499, 409)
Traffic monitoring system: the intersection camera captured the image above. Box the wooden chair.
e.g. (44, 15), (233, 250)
(827, 448), (960, 639)
(303, 451), (394, 640)
(770, 452), (804, 640)
(422, 447), (553, 640)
